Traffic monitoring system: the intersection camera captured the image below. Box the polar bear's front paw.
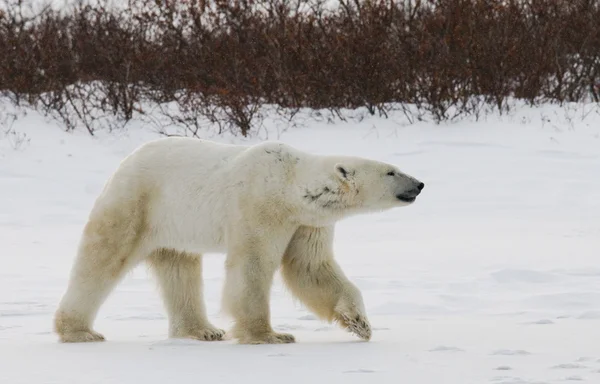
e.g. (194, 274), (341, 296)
(335, 311), (372, 341)
(238, 331), (296, 344)
(58, 330), (106, 343)
(176, 326), (226, 341)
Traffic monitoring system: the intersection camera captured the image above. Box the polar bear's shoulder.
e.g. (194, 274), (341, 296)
(239, 141), (305, 164)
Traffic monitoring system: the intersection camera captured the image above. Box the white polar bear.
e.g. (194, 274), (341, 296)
(54, 138), (424, 344)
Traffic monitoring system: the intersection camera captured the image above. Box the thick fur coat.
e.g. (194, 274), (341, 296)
(54, 138), (424, 344)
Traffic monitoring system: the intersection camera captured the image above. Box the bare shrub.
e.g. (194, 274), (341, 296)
(0, 0), (598, 136)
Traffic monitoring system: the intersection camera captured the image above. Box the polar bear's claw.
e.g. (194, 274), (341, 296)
(59, 330), (106, 343)
(337, 313), (372, 341)
(239, 332), (296, 344)
(183, 327), (226, 342)
(271, 332), (296, 344)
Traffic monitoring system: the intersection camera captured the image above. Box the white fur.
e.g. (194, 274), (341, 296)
(54, 138), (423, 344)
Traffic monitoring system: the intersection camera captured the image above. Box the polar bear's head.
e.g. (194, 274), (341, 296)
(332, 158), (424, 210)
(298, 156), (424, 223)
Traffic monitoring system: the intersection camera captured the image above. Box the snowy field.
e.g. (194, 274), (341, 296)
(1, 101), (599, 384)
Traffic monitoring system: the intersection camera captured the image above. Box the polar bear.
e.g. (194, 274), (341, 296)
(54, 138), (424, 344)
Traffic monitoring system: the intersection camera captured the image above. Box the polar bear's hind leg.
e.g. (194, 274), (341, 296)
(54, 195), (149, 343)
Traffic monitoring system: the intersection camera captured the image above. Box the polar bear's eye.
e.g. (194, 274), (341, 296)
(386, 171), (395, 176)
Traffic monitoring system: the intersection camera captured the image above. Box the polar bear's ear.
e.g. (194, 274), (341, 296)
(334, 163), (354, 181)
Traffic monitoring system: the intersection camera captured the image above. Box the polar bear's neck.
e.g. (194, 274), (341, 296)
(292, 155), (366, 226)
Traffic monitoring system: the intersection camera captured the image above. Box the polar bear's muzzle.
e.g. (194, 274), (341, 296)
(396, 181), (425, 203)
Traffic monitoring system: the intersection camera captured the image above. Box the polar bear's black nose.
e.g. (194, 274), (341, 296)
(408, 182), (424, 196)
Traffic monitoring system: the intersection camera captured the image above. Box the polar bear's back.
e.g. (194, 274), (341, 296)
(130, 137), (246, 173)
(92, 137), (312, 253)
(114, 138), (247, 189)
(90, 138), (250, 253)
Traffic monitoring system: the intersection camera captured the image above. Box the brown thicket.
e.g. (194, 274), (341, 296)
(1, 0), (599, 136)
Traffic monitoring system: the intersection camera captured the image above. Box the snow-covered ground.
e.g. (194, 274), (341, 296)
(1, 101), (599, 384)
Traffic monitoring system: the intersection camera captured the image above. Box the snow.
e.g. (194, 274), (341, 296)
(1, 101), (600, 384)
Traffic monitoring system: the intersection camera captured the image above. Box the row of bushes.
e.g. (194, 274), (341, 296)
(1, 0), (599, 136)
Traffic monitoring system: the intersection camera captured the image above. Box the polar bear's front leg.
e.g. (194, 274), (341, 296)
(148, 248), (225, 341)
(281, 225), (372, 341)
(222, 234), (295, 344)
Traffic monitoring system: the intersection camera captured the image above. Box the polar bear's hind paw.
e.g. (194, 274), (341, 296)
(58, 330), (105, 343)
(238, 331), (296, 344)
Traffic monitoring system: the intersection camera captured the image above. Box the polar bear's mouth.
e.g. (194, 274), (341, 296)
(396, 182), (424, 203)
(396, 195), (416, 203)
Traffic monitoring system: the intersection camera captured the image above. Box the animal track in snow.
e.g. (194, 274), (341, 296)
(371, 327), (390, 331)
(562, 375), (584, 381)
(490, 376), (548, 384)
(551, 363), (587, 370)
(107, 313), (165, 321)
(419, 140), (507, 149)
(343, 369), (375, 374)
(274, 324), (305, 331)
(536, 149), (594, 160)
(0, 309), (49, 317)
(393, 150), (426, 157)
(429, 345), (464, 352)
(490, 349), (531, 356)
(491, 269), (558, 284)
(522, 319), (554, 325)
(0, 325), (21, 331)
(314, 326), (334, 332)
(577, 311), (600, 319)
